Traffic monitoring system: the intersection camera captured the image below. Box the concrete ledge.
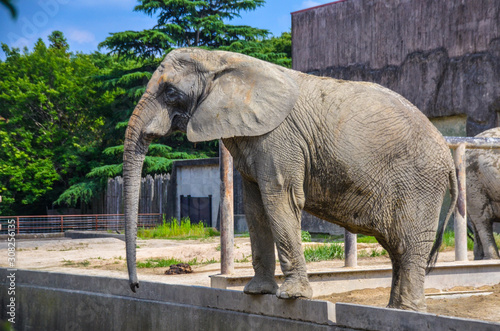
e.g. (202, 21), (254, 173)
(336, 303), (500, 331)
(0, 232), (64, 240)
(1, 268), (499, 330)
(211, 260), (500, 297)
(0, 268), (335, 330)
(64, 230), (125, 241)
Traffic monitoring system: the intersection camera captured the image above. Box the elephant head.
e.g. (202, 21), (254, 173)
(123, 48), (298, 292)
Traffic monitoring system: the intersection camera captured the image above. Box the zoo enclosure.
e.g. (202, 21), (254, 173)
(0, 213), (162, 235)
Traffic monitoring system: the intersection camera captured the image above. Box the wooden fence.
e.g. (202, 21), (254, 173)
(106, 174), (170, 216)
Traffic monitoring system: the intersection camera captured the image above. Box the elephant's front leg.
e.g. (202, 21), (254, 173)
(242, 179), (279, 295)
(261, 188), (312, 299)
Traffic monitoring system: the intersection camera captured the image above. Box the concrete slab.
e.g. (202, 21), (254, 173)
(210, 260), (500, 297)
(336, 303), (500, 331)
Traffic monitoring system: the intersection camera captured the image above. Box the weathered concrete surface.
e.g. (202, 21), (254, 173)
(292, 0), (500, 136)
(211, 260), (500, 296)
(0, 268), (336, 331)
(1, 268), (499, 330)
(336, 303), (500, 331)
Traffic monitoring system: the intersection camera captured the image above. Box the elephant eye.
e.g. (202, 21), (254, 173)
(162, 85), (187, 108)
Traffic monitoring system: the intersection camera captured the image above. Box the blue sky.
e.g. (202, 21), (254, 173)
(0, 0), (336, 57)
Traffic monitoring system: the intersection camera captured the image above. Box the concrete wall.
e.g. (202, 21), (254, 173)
(177, 162), (220, 225)
(2, 268), (499, 331)
(292, 0), (500, 136)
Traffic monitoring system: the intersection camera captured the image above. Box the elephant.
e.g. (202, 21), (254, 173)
(466, 127), (500, 260)
(123, 48), (458, 311)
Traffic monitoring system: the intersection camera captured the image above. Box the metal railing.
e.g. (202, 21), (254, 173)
(0, 213), (163, 235)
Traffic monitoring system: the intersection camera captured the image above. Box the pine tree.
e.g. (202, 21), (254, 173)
(99, 0), (269, 58)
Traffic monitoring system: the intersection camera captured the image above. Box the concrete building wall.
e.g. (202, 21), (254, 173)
(292, 0), (500, 136)
(177, 163), (220, 224)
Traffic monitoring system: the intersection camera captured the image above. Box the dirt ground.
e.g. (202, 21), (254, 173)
(1, 236), (500, 323)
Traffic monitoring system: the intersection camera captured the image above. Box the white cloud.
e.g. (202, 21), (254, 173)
(67, 29), (95, 44)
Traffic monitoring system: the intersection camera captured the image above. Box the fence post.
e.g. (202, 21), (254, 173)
(95, 215), (98, 231)
(16, 216), (19, 235)
(344, 229), (357, 267)
(454, 143), (468, 261)
(60, 215), (64, 233)
(220, 140), (234, 275)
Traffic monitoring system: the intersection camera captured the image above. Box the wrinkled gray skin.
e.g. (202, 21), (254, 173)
(466, 127), (500, 260)
(123, 48), (458, 311)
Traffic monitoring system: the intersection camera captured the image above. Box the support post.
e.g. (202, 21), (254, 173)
(220, 140), (234, 274)
(454, 143), (468, 261)
(344, 229), (357, 267)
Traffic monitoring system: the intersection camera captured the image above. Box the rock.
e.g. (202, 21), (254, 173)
(165, 263), (193, 275)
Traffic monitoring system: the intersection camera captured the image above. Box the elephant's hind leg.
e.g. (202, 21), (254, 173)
(384, 245), (428, 311)
(242, 179), (279, 295)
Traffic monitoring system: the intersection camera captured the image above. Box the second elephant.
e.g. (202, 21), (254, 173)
(467, 127), (500, 260)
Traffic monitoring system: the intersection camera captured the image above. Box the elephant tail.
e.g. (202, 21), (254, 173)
(426, 167), (458, 274)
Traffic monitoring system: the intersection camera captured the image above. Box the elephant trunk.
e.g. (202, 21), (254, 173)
(123, 100), (152, 292)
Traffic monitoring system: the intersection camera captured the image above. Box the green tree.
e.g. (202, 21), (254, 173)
(99, 0), (268, 58)
(220, 31), (292, 67)
(57, 1), (288, 208)
(48, 31), (69, 51)
(0, 35), (113, 215)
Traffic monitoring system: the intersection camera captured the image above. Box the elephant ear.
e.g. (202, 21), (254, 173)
(186, 52), (298, 142)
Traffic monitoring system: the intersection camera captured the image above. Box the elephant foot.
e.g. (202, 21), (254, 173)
(387, 296), (426, 312)
(276, 277), (312, 299)
(244, 275), (278, 295)
(387, 302), (426, 312)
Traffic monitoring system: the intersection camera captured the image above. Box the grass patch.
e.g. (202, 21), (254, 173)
(356, 235), (378, 244)
(138, 217), (220, 240)
(304, 243), (344, 262)
(137, 257), (219, 268)
(62, 259), (74, 266)
(301, 230), (312, 242)
(78, 260), (90, 267)
(440, 230), (474, 251)
(358, 248), (388, 258)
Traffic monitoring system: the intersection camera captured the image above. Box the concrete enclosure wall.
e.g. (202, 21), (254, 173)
(2, 268), (499, 331)
(292, 0), (500, 136)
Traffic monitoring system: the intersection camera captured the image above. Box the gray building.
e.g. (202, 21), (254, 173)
(292, 0), (500, 137)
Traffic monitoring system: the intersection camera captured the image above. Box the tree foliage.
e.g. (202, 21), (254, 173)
(99, 0), (268, 58)
(2, 2), (293, 213)
(1, 0), (16, 18)
(0, 35), (114, 215)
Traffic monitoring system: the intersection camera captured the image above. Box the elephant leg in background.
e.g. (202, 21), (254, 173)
(474, 218), (499, 260)
(260, 186), (312, 299)
(468, 196), (500, 260)
(469, 222), (485, 260)
(241, 179), (279, 295)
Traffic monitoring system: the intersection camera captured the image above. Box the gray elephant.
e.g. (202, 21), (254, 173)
(123, 48), (457, 311)
(466, 127), (500, 260)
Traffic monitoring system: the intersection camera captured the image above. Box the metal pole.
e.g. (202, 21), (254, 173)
(344, 229), (357, 267)
(454, 143), (468, 261)
(220, 140), (234, 274)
